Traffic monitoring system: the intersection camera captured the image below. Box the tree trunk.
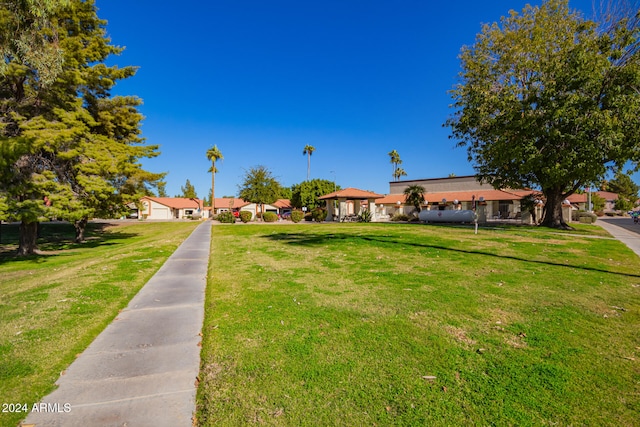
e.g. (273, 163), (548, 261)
(74, 218), (88, 243)
(540, 189), (572, 229)
(211, 164), (215, 217)
(17, 221), (39, 256)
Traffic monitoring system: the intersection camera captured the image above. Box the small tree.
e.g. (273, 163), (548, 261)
(238, 166), (282, 220)
(156, 182), (168, 197)
(394, 167), (407, 182)
(403, 185), (426, 215)
(178, 179), (198, 199)
(608, 171), (640, 211)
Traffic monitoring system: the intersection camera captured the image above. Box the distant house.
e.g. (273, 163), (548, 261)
(212, 198), (292, 220)
(211, 198), (248, 216)
(566, 191), (619, 213)
(139, 197), (205, 220)
(381, 175), (536, 220)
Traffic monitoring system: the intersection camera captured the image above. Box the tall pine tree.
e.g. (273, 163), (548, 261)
(0, 0), (163, 253)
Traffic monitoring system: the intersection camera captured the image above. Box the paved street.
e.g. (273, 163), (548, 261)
(599, 216), (640, 236)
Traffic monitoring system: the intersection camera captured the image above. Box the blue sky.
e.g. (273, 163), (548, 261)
(95, 0), (632, 199)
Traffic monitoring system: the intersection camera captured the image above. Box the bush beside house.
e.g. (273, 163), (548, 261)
(240, 211), (252, 223)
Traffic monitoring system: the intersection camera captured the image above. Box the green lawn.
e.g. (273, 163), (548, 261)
(0, 220), (199, 427)
(197, 222), (640, 426)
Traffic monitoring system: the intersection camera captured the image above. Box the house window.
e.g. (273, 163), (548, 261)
(185, 209), (194, 216)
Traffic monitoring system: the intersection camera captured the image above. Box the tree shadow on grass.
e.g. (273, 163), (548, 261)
(261, 232), (640, 279)
(0, 221), (138, 264)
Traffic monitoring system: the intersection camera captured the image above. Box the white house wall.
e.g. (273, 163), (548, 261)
(142, 200), (173, 219)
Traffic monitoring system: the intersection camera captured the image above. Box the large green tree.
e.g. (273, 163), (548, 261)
(0, 0), (163, 252)
(238, 166), (282, 219)
(0, 0), (70, 86)
(447, 0), (640, 229)
(290, 178), (339, 210)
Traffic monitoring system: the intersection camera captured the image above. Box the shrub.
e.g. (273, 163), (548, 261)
(217, 211), (236, 223)
(312, 207), (327, 222)
(359, 209), (372, 223)
(239, 211), (252, 223)
(263, 212), (278, 222)
(290, 210), (304, 223)
(578, 211), (598, 223)
(391, 213), (410, 222)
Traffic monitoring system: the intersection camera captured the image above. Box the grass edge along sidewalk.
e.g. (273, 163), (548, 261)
(197, 222), (640, 426)
(0, 221), (199, 427)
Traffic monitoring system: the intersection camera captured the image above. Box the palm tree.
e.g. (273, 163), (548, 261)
(394, 167), (407, 182)
(303, 145), (315, 180)
(388, 149), (402, 181)
(206, 145), (223, 215)
(404, 185), (426, 216)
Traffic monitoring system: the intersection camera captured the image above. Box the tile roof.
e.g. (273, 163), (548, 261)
(212, 198), (249, 208)
(375, 189), (536, 204)
(272, 199), (292, 208)
(566, 191), (619, 204)
(142, 197), (204, 209)
(319, 187), (384, 200)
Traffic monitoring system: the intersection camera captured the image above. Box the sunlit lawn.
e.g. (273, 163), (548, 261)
(0, 220), (199, 427)
(198, 222), (640, 426)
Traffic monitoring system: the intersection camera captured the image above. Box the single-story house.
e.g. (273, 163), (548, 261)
(139, 197), (206, 220)
(211, 198), (249, 216)
(382, 176), (537, 221)
(566, 191), (619, 213)
(212, 198), (292, 220)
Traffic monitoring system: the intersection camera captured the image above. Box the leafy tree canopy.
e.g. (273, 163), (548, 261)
(178, 179), (198, 199)
(608, 171), (640, 201)
(403, 185), (426, 213)
(290, 179), (339, 210)
(238, 166), (283, 208)
(607, 171), (640, 210)
(446, 0), (640, 229)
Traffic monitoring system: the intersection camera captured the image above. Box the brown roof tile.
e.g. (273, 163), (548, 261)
(319, 187), (384, 200)
(142, 197), (204, 209)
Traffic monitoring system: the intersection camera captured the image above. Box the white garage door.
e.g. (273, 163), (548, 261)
(152, 207), (171, 219)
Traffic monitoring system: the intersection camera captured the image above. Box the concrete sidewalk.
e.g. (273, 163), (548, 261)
(23, 221), (212, 427)
(597, 217), (640, 258)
